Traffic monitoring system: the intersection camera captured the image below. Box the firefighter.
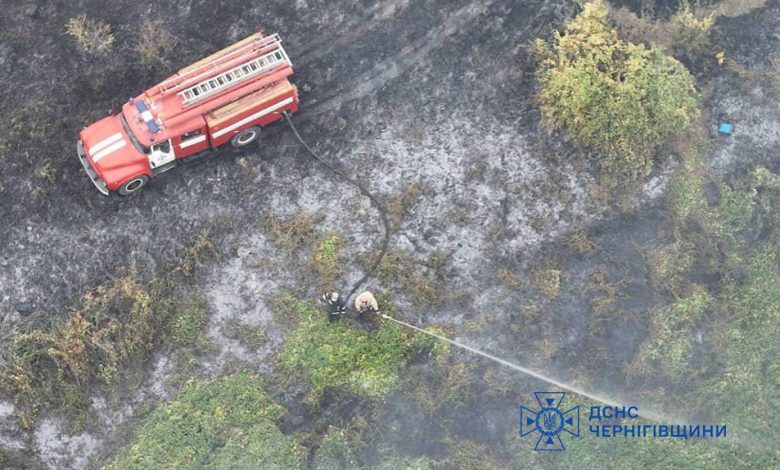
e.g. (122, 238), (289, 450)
(354, 291), (379, 320)
(321, 291), (347, 322)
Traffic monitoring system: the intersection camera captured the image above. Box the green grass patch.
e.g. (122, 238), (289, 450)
(561, 416), (775, 470)
(531, 266), (561, 299)
(313, 233), (343, 290)
(647, 240), (695, 296)
(106, 373), (305, 469)
(0, 236), (214, 430)
(408, 326), (452, 361)
(265, 212), (316, 253)
(277, 300), (412, 404)
(220, 318), (268, 350)
(629, 166), (779, 453)
(313, 427), (362, 470)
(669, 131), (709, 222)
(628, 285), (713, 382)
(707, 245), (780, 446)
(496, 268), (524, 290)
(372, 251), (447, 307)
(0, 273), (157, 429)
(167, 299), (208, 349)
(434, 438), (507, 470)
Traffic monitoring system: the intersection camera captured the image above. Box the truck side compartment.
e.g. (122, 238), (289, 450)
(206, 81), (299, 147)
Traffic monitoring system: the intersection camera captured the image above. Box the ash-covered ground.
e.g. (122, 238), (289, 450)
(0, 0), (777, 468)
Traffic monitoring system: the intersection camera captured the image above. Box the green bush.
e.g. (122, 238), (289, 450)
(672, 1), (715, 66)
(277, 300), (412, 403)
(535, 0), (699, 189)
(107, 373), (304, 469)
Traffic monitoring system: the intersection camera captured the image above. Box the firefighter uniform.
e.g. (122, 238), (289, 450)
(354, 291), (379, 319)
(321, 292), (347, 322)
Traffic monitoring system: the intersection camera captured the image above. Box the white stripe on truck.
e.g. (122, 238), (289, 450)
(180, 135), (207, 148)
(92, 140), (127, 162)
(211, 97), (294, 139)
(89, 132), (123, 154)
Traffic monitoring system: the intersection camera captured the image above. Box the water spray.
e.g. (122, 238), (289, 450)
(379, 313), (674, 423)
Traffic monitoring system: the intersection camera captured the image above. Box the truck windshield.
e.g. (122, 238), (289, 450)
(120, 114), (150, 154)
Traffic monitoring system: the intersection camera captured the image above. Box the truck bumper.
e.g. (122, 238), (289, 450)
(77, 139), (109, 196)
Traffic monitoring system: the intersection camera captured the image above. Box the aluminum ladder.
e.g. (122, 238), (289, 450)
(178, 42), (290, 106)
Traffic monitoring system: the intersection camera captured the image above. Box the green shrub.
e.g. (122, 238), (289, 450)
(535, 0), (699, 190)
(0, 238), (212, 429)
(672, 1), (715, 66)
(277, 300), (412, 403)
(107, 373), (305, 469)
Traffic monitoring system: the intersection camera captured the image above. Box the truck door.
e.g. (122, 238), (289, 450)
(148, 139), (176, 173)
(176, 129), (209, 157)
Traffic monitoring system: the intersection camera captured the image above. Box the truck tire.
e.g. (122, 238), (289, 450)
(118, 175), (149, 196)
(231, 126), (261, 147)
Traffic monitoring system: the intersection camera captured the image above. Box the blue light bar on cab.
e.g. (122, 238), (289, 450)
(135, 100), (160, 134)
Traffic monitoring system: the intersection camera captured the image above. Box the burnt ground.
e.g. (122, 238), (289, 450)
(0, 0), (778, 468)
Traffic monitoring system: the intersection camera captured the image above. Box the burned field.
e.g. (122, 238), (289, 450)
(0, 0), (778, 468)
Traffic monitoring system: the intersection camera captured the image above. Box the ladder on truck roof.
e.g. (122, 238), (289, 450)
(178, 44), (290, 106)
(154, 33), (290, 102)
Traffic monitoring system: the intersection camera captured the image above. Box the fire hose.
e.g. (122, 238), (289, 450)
(283, 111), (390, 301)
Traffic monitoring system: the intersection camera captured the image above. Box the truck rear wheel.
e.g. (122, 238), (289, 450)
(118, 175), (149, 196)
(231, 127), (261, 147)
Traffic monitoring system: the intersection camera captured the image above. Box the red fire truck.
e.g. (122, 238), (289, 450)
(77, 31), (299, 195)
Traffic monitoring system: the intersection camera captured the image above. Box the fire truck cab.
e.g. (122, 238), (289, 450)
(77, 32), (299, 195)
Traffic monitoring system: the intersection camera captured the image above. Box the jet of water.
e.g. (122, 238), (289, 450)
(380, 313), (674, 423)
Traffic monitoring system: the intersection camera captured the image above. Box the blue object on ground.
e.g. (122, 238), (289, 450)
(718, 122), (733, 135)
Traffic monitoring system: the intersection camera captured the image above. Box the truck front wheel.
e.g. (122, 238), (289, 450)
(231, 127), (261, 147)
(118, 175), (149, 196)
